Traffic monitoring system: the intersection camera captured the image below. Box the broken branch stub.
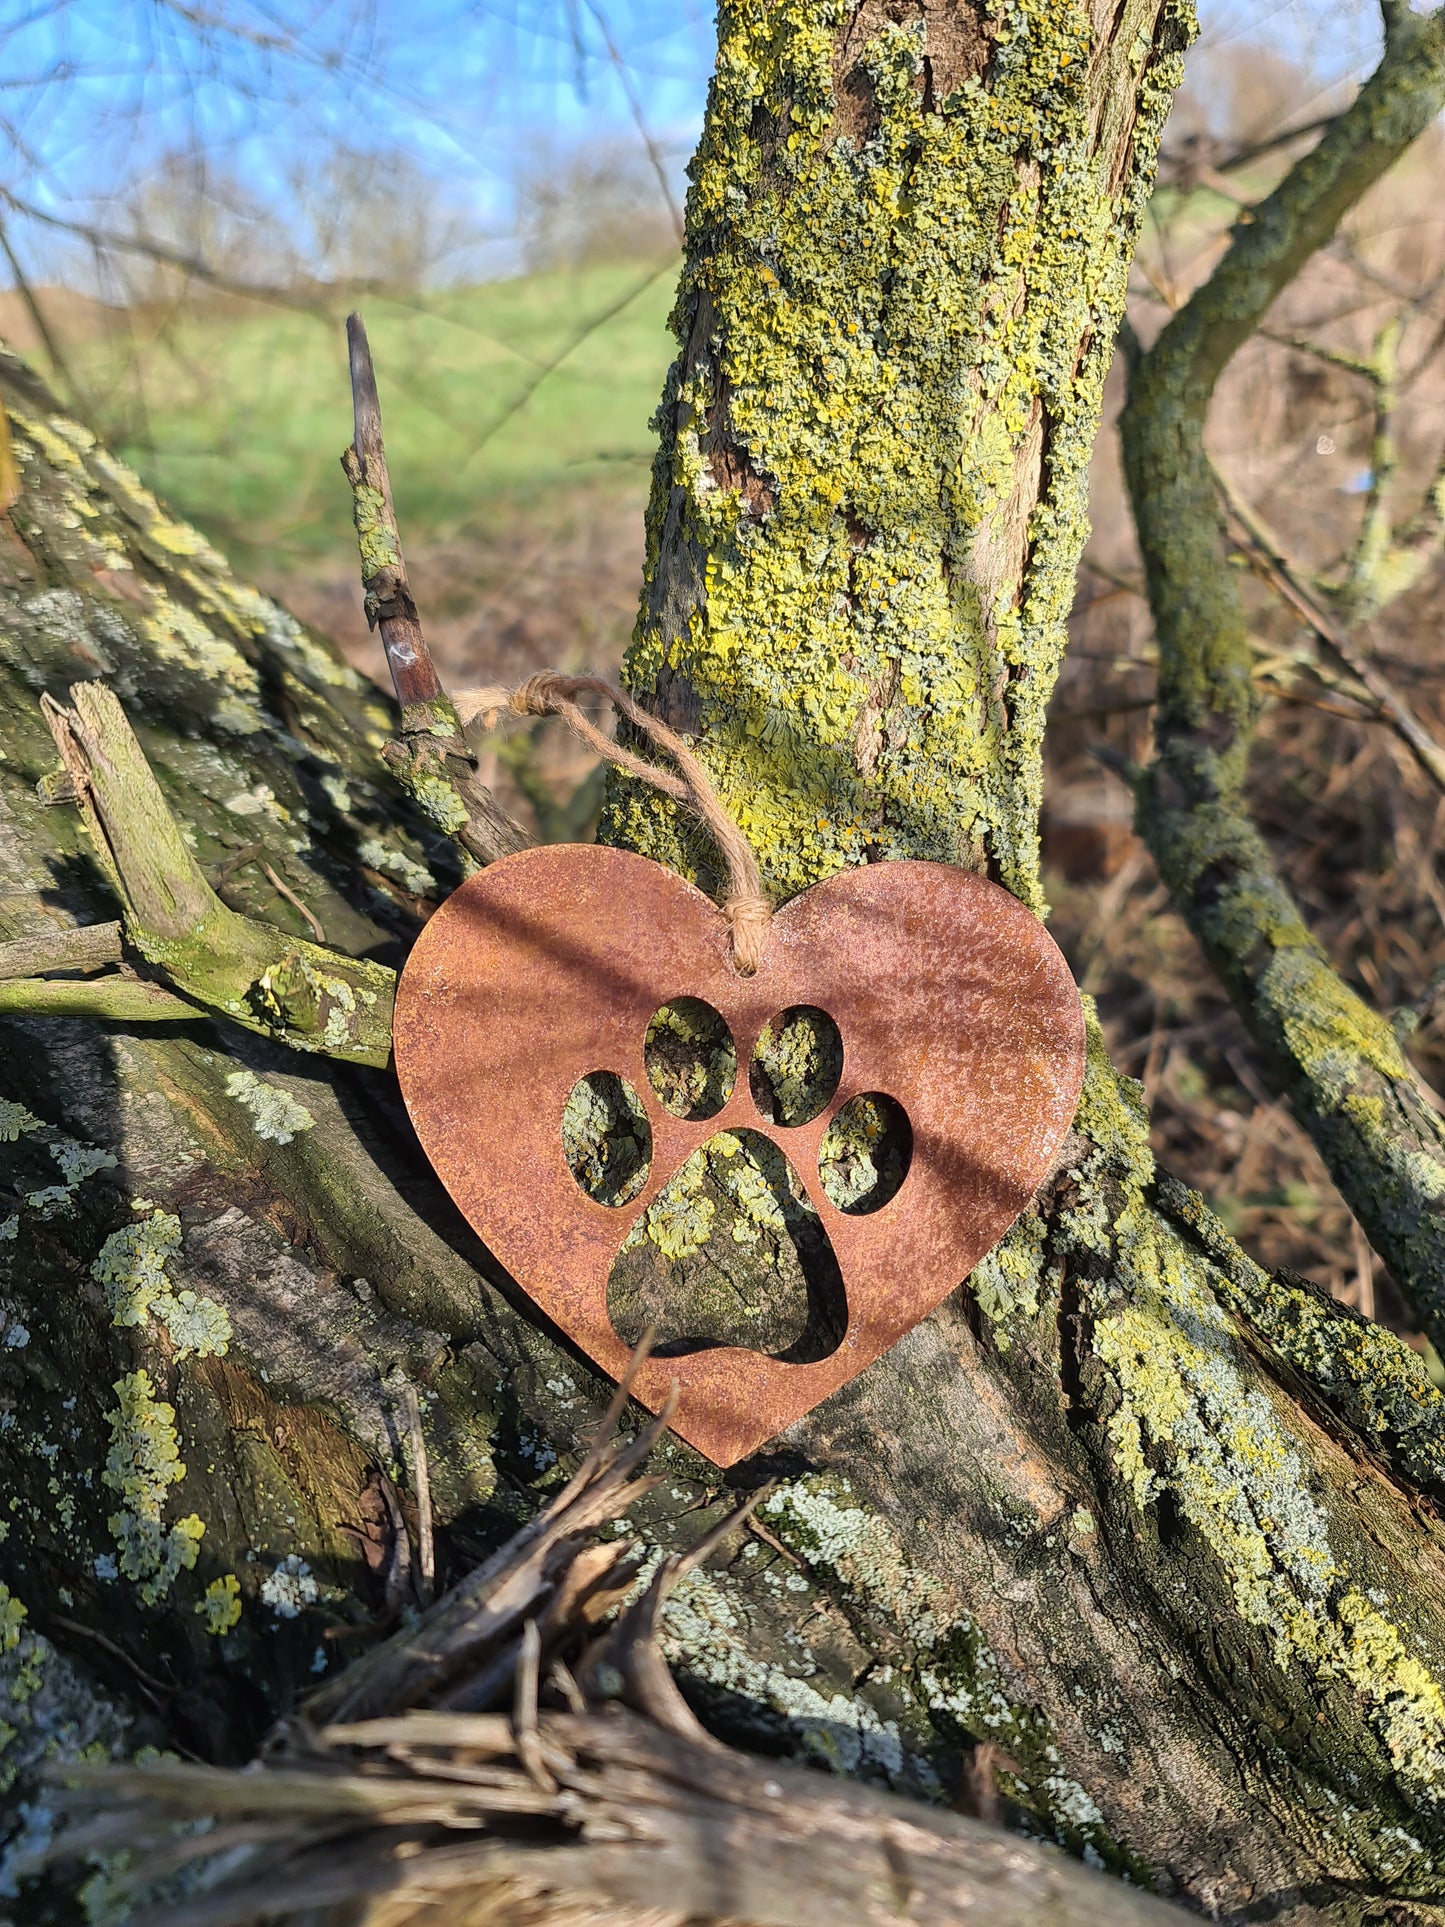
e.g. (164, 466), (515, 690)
(342, 312), (529, 868)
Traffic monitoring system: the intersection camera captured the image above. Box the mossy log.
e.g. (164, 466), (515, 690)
(8, 6), (1445, 1924)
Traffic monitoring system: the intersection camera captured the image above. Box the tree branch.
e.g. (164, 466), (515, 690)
(39, 681), (396, 1066)
(341, 313), (529, 868)
(0, 975), (199, 1023)
(1120, 5), (1445, 1344)
(0, 920), (122, 979)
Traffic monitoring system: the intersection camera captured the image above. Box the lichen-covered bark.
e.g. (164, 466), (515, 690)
(10, 8), (1445, 1925)
(1119, 9), (1445, 1345)
(599, 0), (1198, 1354)
(606, 0), (1190, 909)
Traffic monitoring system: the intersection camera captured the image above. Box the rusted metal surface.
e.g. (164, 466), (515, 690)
(394, 848), (1086, 1467)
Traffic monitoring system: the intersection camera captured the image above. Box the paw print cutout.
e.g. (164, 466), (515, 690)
(395, 845), (1085, 1467)
(571, 1003), (912, 1365)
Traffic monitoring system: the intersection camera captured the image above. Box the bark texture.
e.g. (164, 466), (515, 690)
(6, 7), (1445, 1926)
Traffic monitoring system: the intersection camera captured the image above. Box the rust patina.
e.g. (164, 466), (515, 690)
(394, 847), (1085, 1467)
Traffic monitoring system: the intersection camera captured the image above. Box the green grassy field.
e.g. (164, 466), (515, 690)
(76, 257), (680, 581)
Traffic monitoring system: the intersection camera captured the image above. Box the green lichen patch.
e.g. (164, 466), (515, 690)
(358, 835), (433, 898)
(248, 952), (387, 1061)
(1159, 1174), (1445, 1503)
(0, 1101), (42, 1144)
(223, 1070), (315, 1147)
(348, 481), (403, 588)
(408, 772), (470, 837)
(754, 1477), (1129, 1862)
(970, 1209), (1049, 1344)
(101, 1370), (206, 1608)
(48, 1138), (116, 1188)
(92, 1209), (231, 1360)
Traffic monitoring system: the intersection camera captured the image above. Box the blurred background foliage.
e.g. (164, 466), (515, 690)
(1, 0), (1442, 1332)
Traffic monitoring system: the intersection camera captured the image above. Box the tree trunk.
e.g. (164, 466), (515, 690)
(8, 7), (1445, 1925)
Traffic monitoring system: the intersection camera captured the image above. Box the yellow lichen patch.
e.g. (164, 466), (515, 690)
(350, 482), (403, 583)
(82, 445), (223, 562)
(197, 1573), (243, 1637)
(608, 0), (1192, 909)
(4, 405), (86, 475)
(1268, 945), (1415, 1096)
(409, 772), (471, 836)
(102, 1370), (206, 1609)
(142, 587), (261, 700)
(1334, 1591), (1445, 1786)
(1081, 1087), (1445, 1803)
(0, 1584), (25, 1654)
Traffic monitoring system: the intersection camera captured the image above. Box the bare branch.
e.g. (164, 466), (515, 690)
(1121, 5), (1445, 1342)
(0, 976), (199, 1023)
(0, 921), (122, 980)
(340, 314), (529, 869)
(1218, 471), (1445, 789)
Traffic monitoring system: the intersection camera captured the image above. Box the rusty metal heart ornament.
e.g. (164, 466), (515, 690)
(393, 844), (1085, 1467)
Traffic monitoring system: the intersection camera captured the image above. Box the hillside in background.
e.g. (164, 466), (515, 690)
(10, 260), (679, 709)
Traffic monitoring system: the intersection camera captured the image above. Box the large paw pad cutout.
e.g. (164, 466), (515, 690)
(394, 846), (1085, 1466)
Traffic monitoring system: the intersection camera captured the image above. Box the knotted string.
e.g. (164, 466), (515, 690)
(454, 672), (773, 974)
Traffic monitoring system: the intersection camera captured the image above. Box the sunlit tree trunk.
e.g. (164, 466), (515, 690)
(9, 8), (1445, 1924)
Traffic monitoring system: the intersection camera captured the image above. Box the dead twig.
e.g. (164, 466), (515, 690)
(0, 920), (122, 980)
(398, 1378), (435, 1610)
(259, 862), (326, 944)
(340, 314), (529, 868)
(1219, 473), (1445, 793)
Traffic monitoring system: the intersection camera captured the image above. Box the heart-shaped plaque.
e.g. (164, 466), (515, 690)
(393, 846), (1085, 1466)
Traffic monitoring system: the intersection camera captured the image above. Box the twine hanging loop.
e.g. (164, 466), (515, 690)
(454, 672), (773, 974)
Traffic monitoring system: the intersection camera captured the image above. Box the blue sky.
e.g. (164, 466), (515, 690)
(0, 0), (1391, 287)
